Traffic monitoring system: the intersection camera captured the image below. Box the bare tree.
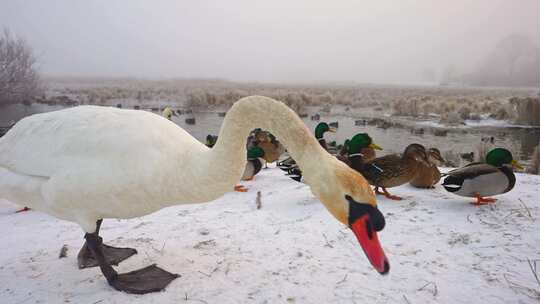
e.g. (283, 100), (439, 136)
(0, 28), (41, 106)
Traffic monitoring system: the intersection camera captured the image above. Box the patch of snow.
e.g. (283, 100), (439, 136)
(1, 167), (539, 303)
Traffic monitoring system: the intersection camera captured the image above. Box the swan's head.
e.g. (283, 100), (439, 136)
(309, 158), (389, 275)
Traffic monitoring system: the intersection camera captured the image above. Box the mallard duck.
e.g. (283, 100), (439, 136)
(289, 133), (382, 184)
(361, 144), (428, 200)
(205, 134), (218, 147)
(442, 148), (522, 205)
(0, 96), (389, 294)
(248, 129), (285, 163)
(234, 146), (266, 192)
(314, 122), (337, 150)
(242, 146), (265, 180)
(279, 122), (336, 172)
(346, 134), (382, 163)
(410, 148), (444, 188)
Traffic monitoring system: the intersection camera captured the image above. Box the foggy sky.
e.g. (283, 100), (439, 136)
(1, 0), (539, 84)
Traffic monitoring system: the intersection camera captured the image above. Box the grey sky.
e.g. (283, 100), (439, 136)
(1, 0), (539, 84)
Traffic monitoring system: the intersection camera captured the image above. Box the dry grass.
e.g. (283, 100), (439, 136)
(527, 144), (540, 175)
(510, 97), (540, 126)
(38, 77), (538, 125)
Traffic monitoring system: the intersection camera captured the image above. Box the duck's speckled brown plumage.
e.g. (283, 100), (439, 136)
(410, 148), (443, 188)
(361, 144), (427, 188)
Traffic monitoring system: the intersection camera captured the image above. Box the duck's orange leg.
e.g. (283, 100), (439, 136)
(471, 195), (497, 206)
(234, 185), (248, 192)
(382, 187), (403, 201)
(15, 207), (31, 213)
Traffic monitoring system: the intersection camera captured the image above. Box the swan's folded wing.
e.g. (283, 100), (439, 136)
(0, 106), (199, 178)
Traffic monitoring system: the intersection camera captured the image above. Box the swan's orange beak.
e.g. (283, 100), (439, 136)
(350, 215), (389, 274)
(347, 196), (389, 275)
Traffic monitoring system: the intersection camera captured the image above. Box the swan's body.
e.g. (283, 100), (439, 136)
(0, 96), (389, 293)
(0, 106), (223, 232)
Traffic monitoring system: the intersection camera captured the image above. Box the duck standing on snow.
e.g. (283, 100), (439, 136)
(241, 146), (265, 181)
(0, 96), (389, 294)
(410, 148), (445, 188)
(248, 129), (285, 164)
(442, 148), (522, 205)
(234, 146), (266, 192)
(361, 144), (428, 200)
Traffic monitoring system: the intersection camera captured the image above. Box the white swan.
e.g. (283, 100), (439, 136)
(0, 96), (389, 294)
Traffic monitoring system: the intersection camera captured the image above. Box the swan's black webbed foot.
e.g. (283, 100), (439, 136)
(77, 219), (137, 269)
(110, 264), (180, 294)
(83, 219), (180, 294)
(78, 241), (137, 269)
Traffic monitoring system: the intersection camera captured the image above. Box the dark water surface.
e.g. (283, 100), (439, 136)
(1, 104), (539, 162)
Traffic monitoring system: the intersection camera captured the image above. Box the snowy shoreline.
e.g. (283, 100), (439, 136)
(1, 166), (539, 303)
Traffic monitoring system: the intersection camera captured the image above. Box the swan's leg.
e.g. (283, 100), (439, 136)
(84, 221), (179, 294)
(382, 187), (403, 201)
(78, 219), (137, 269)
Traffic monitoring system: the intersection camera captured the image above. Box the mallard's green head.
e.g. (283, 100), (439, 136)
(486, 148), (523, 169)
(315, 122), (336, 139)
(348, 133), (382, 154)
(247, 146), (265, 160)
(206, 134), (218, 147)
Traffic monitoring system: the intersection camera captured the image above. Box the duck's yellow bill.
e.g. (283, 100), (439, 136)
(328, 127), (337, 133)
(511, 159), (523, 170)
(369, 143), (383, 150)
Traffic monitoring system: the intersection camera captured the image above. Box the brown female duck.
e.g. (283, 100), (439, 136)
(361, 144), (428, 200)
(410, 148), (444, 188)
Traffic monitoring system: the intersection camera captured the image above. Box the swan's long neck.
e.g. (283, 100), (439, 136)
(195, 96), (328, 199)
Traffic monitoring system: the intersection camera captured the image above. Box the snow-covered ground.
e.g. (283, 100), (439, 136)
(1, 167), (539, 303)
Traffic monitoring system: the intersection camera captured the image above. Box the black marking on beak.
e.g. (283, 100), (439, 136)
(345, 195), (385, 232)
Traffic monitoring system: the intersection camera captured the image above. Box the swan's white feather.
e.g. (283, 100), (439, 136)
(0, 96), (366, 233)
(0, 106), (210, 231)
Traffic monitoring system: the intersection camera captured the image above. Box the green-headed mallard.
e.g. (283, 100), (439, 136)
(279, 122), (336, 172)
(410, 148), (444, 188)
(337, 133), (382, 166)
(315, 122), (337, 151)
(248, 129), (285, 164)
(442, 148), (522, 205)
(234, 146), (266, 192)
(361, 144), (428, 200)
(242, 146), (266, 181)
(346, 133), (382, 163)
(205, 134), (218, 148)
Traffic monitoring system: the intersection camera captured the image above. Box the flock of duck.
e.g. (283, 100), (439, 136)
(218, 120), (521, 206)
(0, 96), (522, 294)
